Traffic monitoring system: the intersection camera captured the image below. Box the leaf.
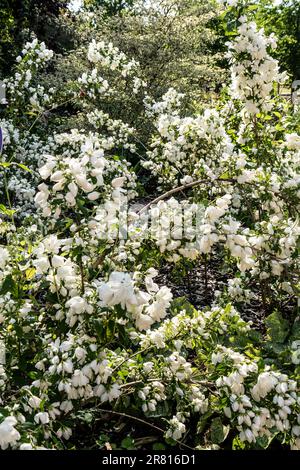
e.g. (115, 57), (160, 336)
(232, 436), (246, 450)
(25, 267), (36, 281)
(121, 437), (135, 449)
(266, 310), (289, 344)
(106, 318), (115, 342)
(255, 435), (274, 449)
(152, 443), (166, 450)
(210, 417), (229, 444)
(93, 319), (104, 339)
(0, 274), (18, 297)
(197, 411), (213, 434)
(16, 163), (31, 172)
(145, 401), (170, 418)
(0, 204), (15, 217)
(290, 317), (300, 341)
(28, 371), (38, 380)
(171, 297), (196, 316)
(77, 411), (94, 424)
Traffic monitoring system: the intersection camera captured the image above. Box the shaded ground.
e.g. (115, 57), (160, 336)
(156, 257), (267, 331)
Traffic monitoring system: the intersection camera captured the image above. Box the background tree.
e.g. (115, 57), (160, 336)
(0, 0), (74, 77)
(256, 0), (300, 82)
(84, 0), (137, 15)
(217, 0), (300, 83)
(37, 0), (226, 151)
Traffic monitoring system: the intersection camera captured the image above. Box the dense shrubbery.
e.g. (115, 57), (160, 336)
(0, 0), (299, 451)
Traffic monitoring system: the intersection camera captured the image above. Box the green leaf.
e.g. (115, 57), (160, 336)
(28, 371), (38, 380)
(145, 401), (170, 418)
(255, 435), (274, 449)
(77, 411), (94, 424)
(247, 4), (258, 11)
(290, 317), (300, 341)
(232, 436), (246, 450)
(121, 437), (135, 449)
(197, 411), (213, 434)
(16, 163), (31, 172)
(171, 297), (196, 316)
(93, 319), (104, 339)
(0, 204), (15, 217)
(106, 318), (115, 342)
(152, 443), (166, 450)
(0, 274), (18, 297)
(25, 267), (36, 281)
(266, 310), (289, 344)
(210, 417), (229, 444)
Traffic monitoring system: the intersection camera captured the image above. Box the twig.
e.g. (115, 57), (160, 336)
(96, 408), (195, 450)
(111, 347), (150, 374)
(3, 172), (15, 224)
(28, 97), (75, 133)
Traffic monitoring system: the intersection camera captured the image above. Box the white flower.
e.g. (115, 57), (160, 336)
(285, 133), (300, 150)
(143, 362), (154, 373)
(211, 352), (223, 365)
(71, 369), (89, 387)
(87, 191), (100, 201)
(34, 412), (50, 425)
(165, 416), (186, 441)
(65, 296), (90, 315)
(205, 206), (225, 223)
(98, 272), (138, 311)
(237, 170), (256, 184)
(251, 372), (278, 401)
(149, 331), (165, 348)
(112, 177), (126, 188)
(33, 256), (50, 274)
(60, 401), (73, 413)
(0, 416), (20, 450)
(20, 443), (34, 450)
(0, 248), (10, 270)
(135, 313), (154, 331)
(28, 396), (42, 409)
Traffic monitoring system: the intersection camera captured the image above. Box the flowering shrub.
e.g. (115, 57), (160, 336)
(0, 1), (299, 450)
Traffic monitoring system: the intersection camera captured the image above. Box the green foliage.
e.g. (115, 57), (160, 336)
(43, 0), (225, 135)
(218, 0), (300, 82)
(266, 310), (290, 344)
(255, 0), (300, 81)
(210, 417), (229, 444)
(0, 1), (74, 76)
(84, 0), (137, 15)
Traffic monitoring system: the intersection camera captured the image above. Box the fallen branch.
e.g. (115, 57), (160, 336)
(138, 177), (236, 214)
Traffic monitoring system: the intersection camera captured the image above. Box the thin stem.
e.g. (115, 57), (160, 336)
(28, 97), (75, 133)
(204, 254), (208, 291)
(3, 171), (15, 224)
(96, 408), (195, 451)
(111, 347), (150, 374)
(79, 256), (85, 296)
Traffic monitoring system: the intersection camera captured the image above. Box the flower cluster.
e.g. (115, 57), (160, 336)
(227, 16), (287, 116)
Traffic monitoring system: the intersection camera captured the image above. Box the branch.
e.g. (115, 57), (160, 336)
(138, 177), (236, 214)
(96, 407), (195, 450)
